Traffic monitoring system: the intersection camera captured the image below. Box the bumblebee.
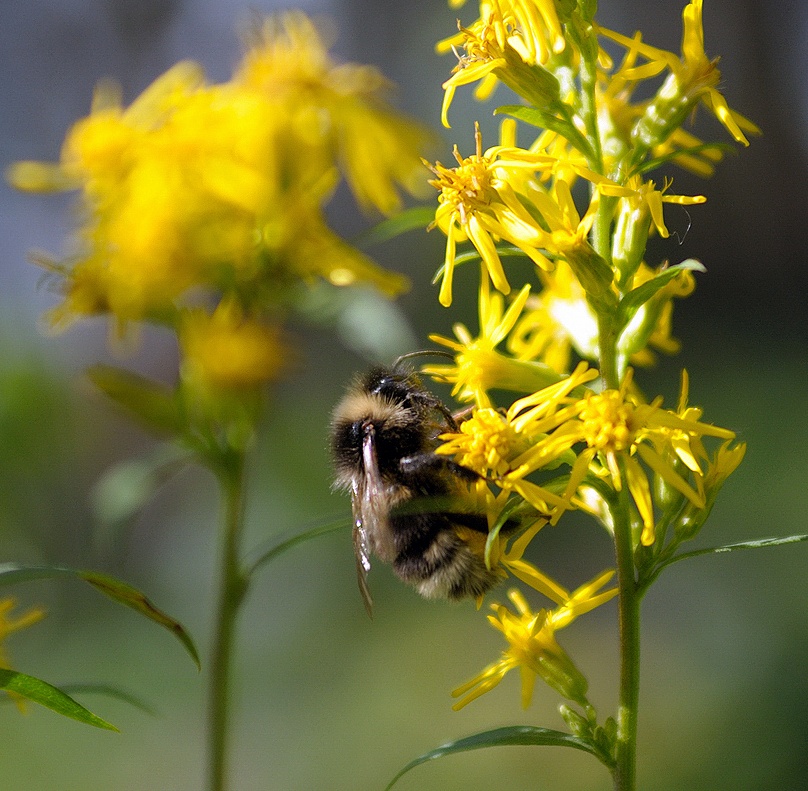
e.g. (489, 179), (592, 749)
(330, 360), (502, 615)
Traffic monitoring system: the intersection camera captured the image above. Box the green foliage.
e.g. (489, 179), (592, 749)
(385, 725), (606, 790)
(87, 365), (185, 438)
(0, 564), (199, 669)
(0, 669), (118, 731)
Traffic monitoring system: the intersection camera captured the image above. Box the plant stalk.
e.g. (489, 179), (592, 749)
(208, 456), (248, 791)
(611, 470), (640, 791)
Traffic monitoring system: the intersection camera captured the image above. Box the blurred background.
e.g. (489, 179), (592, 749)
(1, 1), (806, 789)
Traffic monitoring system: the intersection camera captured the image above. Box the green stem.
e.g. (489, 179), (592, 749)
(208, 455), (248, 791)
(611, 479), (640, 791)
(598, 316), (620, 391)
(578, 41), (603, 176)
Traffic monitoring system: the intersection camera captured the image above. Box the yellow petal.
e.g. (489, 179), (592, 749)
(624, 454), (655, 545)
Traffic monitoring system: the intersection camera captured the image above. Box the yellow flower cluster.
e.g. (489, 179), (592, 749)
(424, 0), (750, 712)
(9, 12), (427, 392)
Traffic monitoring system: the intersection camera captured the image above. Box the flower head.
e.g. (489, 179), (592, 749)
(599, 1), (760, 148)
(437, 361), (599, 526)
(572, 371), (735, 544)
(8, 12), (421, 333)
(236, 12), (430, 215)
(452, 574), (616, 710)
(426, 280), (563, 405)
(427, 124), (564, 305)
(438, 1), (567, 127)
(181, 301), (287, 391)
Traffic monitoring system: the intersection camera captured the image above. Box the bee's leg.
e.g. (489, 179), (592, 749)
(398, 453), (480, 481)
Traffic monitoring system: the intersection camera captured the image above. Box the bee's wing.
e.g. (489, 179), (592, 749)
(350, 426), (389, 618)
(351, 479), (374, 618)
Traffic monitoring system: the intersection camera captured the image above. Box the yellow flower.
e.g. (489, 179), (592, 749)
(599, 1), (760, 147)
(452, 575), (616, 710)
(427, 124), (572, 306)
(236, 12), (429, 216)
(508, 261), (599, 373)
(0, 598), (46, 713)
(441, 407), (531, 477)
(564, 371), (734, 544)
(600, 173), (706, 241)
(426, 280), (563, 405)
(181, 302), (287, 390)
(273, 198), (410, 296)
(438, 1), (566, 127)
(506, 258), (693, 374)
(436, 361), (599, 526)
(486, 517), (572, 603)
(8, 13), (419, 332)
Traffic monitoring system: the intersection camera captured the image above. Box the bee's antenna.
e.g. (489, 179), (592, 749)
(392, 349), (454, 372)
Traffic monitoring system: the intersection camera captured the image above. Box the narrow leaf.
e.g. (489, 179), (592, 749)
(353, 206), (435, 248)
(0, 669), (118, 731)
(246, 519), (350, 579)
(87, 364), (184, 437)
(618, 259), (705, 323)
(495, 104), (552, 129)
(0, 564), (199, 669)
(495, 106), (595, 159)
(385, 726), (603, 790)
(79, 571), (199, 669)
(92, 444), (192, 528)
(54, 683), (156, 716)
(658, 534), (808, 574)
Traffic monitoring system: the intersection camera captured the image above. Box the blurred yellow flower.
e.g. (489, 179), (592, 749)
(236, 12), (430, 215)
(8, 12), (421, 331)
(181, 303), (287, 390)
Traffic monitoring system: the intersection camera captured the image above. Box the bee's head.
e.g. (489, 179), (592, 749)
(362, 366), (425, 411)
(330, 367), (433, 481)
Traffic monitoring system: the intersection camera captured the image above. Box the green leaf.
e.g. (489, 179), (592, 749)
(245, 519), (350, 579)
(92, 444), (192, 529)
(353, 206), (436, 248)
(87, 364), (184, 437)
(53, 683), (156, 716)
(618, 259), (705, 324)
(495, 105), (595, 160)
(657, 534), (808, 574)
(637, 142), (734, 175)
(431, 244), (536, 284)
(385, 726), (604, 790)
(0, 669), (118, 731)
(0, 681), (155, 716)
(494, 105), (557, 131)
(0, 564), (200, 670)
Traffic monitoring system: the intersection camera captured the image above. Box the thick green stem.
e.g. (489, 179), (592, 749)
(611, 479), (640, 791)
(208, 457), (248, 791)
